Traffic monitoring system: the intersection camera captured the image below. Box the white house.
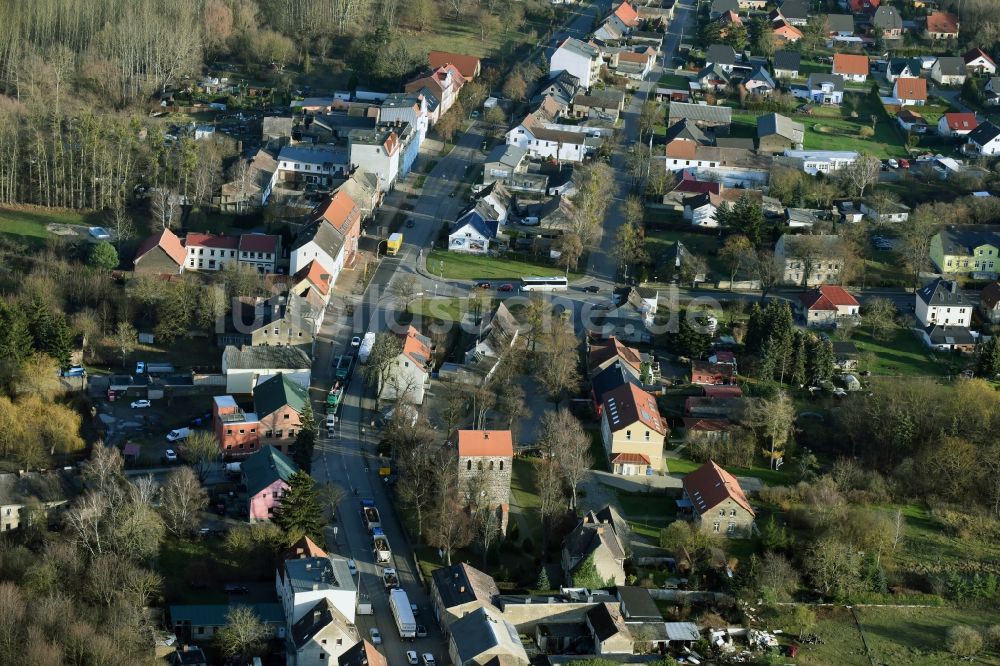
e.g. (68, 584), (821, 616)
(967, 121), (1000, 156)
(272, 145), (347, 191)
(286, 598), (359, 666)
(937, 112), (979, 137)
(964, 48), (997, 75)
(798, 74), (844, 104)
(860, 199), (911, 223)
(379, 92), (429, 147)
(448, 207), (500, 254)
(915, 278), (973, 328)
(798, 284), (861, 327)
(893, 77), (928, 106)
(832, 53), (869, 83)
(783, 150), (858, 175)
(683, 193), (721, 228)
(348, 128), (401, 194)
(550, 38), (602, 89)
(275, 556), (357, 626)
(289, 219), (346, 285)
(506, 113), (596, 163)
(931, 56), (968, 86)
(381, 326), (433, 405)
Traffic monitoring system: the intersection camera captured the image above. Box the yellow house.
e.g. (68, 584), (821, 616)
(600, 383), (668, 475)
(930, 225), (1000, 278)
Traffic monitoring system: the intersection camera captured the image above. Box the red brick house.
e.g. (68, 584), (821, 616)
(428, 51), (482, 79)
(213, 395), (260, 457)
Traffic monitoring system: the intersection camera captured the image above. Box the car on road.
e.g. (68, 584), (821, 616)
(410, 602), (420, 616)
(887, 158), (899, 169)
(351, 336), (361, 347)
(899, 158), (910, 169)
(582, 285), (600, 293)
(405, 219), (415, 228)
(135, 361), (146, 375)
(130, 400), (151, 409)
(448, 191), (456, 197)
(422, 654), (436, 666)
(166, 428), (191, 442)
(470, 110), (479, 118)
(62, 365), (86, 377)
(407, 652), (419, 665)
(475, 281), (492, 289)
(162, 449), (178, 463)
(368, 627), (382, 645)
(497, 283), (514, 292)
(347, 559), (357, 575)
(416, 625), (428, 638)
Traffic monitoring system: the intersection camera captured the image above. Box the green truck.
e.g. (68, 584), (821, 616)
(334, 355), (353, 381)
(326, 382), (344, 413)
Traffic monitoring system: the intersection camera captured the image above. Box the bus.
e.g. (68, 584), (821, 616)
(520, 276), (568, 292)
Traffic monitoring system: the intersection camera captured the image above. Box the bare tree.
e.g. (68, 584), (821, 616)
(537, 320), (581, 401)
(362, 332), (403, 400)
(745, 391), (796, 470)
(426, 455), (473, 565)
(536, 459), (565, 549)
(216, 606), (269, 662)
(841, 153), (881, 199)
(160, 467), (208, 537)
(394, 435), (439, 539)
(555, 233), (584, 276)
(182, 431), (220, 483)
(106, 207), (136, 251)
(112, 322), (138, 366)
(391, 274), (424, 313)
(150, 188), (181, 230)
(539, 409), (592, 510)
(316, 482), (346, 522)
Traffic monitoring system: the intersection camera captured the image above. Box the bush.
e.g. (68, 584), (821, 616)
(858, 126), (875, 138)
(985, 625), (1000, 649)
(946, 625), (983, 656)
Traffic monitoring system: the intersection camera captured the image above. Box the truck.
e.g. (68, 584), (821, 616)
(334, 355), (353, 381)
(361, 499), (381, 531)
(382, 567), (399, 590)
(372, 527), (392, 564)
(386, 233), (403, 256)
(357, 579), (374, 615)
(389, 588), (417, 639)
(326, 381), (344, 411)
(358, 332), (376, 364)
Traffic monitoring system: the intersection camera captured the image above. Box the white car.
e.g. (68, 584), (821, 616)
(351, 336), (361, 347)
(422, 654), (436, 666)
(163, 449), (178, 463)
(166, 428), (191, 442)
(347, 559), (357, 575)
(368, 627), (382, 645)
(130, 400), (151, 409)
(135, 361), (146, 374)
(887, 158), (899, 169)
(406, 652), (419, 665)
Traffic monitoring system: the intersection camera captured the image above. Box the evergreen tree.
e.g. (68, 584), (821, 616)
(668, 311), (711, 359)
(274, 471), (326, 546)
(806, 335), (834, 382)
(26, 295), (53, 352)
(790, 331), (807, 387)
(756, 337), (778, 381)
(730, 193), (765, 248)
(48, 316), (74, 369)
(88, 241), (119, 271)
(536, 566), (551, 591)
(293, 405), (317, 473)
(975, 336), (1000, 378)
(571, 552), (609, 589)
(0, 300), (33, 365)
(745, 302), (765, 356)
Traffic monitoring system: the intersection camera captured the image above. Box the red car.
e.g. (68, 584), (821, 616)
(898, 158), (910, 169)
(497, 283), (514, 292)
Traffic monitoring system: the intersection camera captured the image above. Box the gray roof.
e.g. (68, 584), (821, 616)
(969, 121), (1000, 145)
(873, 5), (902, 30)
(450, 606), (525, 663)
(826, 14), (855, 34)
(668, 101), (732, 124)
(710, 0), (738, 13)
(664, 622), (701, 642)
(924, 324), (975, 345)
(486, 144), (528, 170)
(563, 507), (628, 563)
(809, 73), (845, 92)
(917, 278), (971, 307)
(888, 58), (920, 76)
(935, 224), (1000, 256)
(616, 586), (661, 621)
(935, 56), (966, 76)
(773, 50), (800, 72)
(223, 344), (311, 370)
(664, 118), (709, 144)
(746, 64), (776, 88)
(758, 112), (804, 143)
(291, 216), (346, 258)
(290, 598), (357, 649)
(697, 63), (732, 84)
(779, 0), (808, 20)
(277, 144), (342, 166)
(431, 563), (500, 610)
(587, 603), (630, 641)
(0, 471), (73, 507)
(381, 92), (423, 109)
(284, 556), (356, 595)
(558, 37), (600, 60)
(706, 44), (738, 67)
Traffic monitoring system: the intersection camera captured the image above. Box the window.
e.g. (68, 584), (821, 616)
(625, 430), (631, 440)
(467, 460), (472, 470)
(719, 508), (725, 516)
(478, 461), (483, 470)
(730, 508), (737, 516)
(284, 414), (290, 420)
(727, 522), (736, 534)
(288, 429), (295, 438)
(644, 431), (650, 441)
(489, 461), (494, 470)
(321, 640), (327, 645)
(197, 627), (204, 635)
(276, 430), (282, 438)
(713, 522), (720, 532)
(499, 461), (504, 470)
(266, 430), (273, 438)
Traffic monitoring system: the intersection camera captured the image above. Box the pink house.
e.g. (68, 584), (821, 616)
(241, 445), (299, 522)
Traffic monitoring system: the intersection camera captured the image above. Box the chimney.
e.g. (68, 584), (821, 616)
(313, 583), (320, 591)
(459, 585), (466, 593)
(950, 281), (957, 294)
(314, 609), (322, 623)
(582, 515), (590, 524)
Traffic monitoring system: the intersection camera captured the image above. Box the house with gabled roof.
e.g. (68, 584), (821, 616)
(221, 344), (312, 395)
(894, 77), (928, 106)
(897, 108), (929, 134)
(219, 292), (320, 355)
(562, 506), (629, 586)
(287, 598), (359, 666)
(772, 19), (804, 43)
(833, 53), (869, 82)
(550, 38), (602, 88)
(709, 0), (739, 20)
(448, 204), (501, 254)
(448, 606), (530, 666)
(242, 445), (298, 522)
(133, 228), (186, 275)
(915, 277), (972, 328)
(849, 0), (879, 14)
(966, 121), (1000, 155)
(800, 73), (845, 104)
(276, 554), (357, 626)
(588, 336), (645, 377)
(932, 56), (967, 86)
(964, 48), (997, 76)
(757, 112), (804, 152)
(404, 64), (466, 118)
(506, 111), (595, 163)
(826, 14), (855, 37)
(337, 641), (385, 666)
(587, 603), (633, 654)
(938, 112), (978, 137)
(382, 325), (433, 404)
(872, 5), (903, 39)
(777, 0), (809, 25)
(773, 50), (800, 79)
(430, 563), (501, 636)
(464, 302), (521, 380)
(290, 260), (334, 308)
(454, 430), (514, 522)
(691, 360), (736, 386)
(680, 460), (755, 538)
(695, 63), (732, 92)
(798, 284), (861, 327)
(980, 281), (1000, 324)
(428, 51), (481, 79)
(682, 417), (733, 445)
(926, 11), (959, 40)
(930, 224), (1000, 275)
(253, 372), (309, 455)
(600, 382), (668, 475)
(744, 64), (776, 96)
(706, 44), (738, 72)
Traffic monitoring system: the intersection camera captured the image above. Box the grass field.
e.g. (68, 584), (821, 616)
(666, 454), (793, 486)
(850, 327), (953, 377)
(427, 249), (578, 280)
(0, 206), (103, 243)
(644, 230), (726, 279)
(795, 605), (1000, 666)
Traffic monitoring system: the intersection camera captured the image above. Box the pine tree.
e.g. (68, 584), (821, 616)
(26, 295), (53, 352)
(668, 312), (711, 359)
(730, 193), (765, 247)
(536, 566), (551, 591)
(293, 405), (317, 473)
(0, 301), (33, 365)
(975, 336), (1000, 378)
(790, 331), (807, 387)
(571, 552), (609, 589)
(274, 471), (326, 546)
(806, 334), (835, 383)
(745, 302), (765, 356)
(49, 316), (74, 369)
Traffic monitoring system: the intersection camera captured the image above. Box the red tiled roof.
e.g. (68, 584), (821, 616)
(428, 51), (481, 79)
(833, 53), (869, 76)
(682, 460), (755, 517)
(185, 232), (240, 250)
(613, 1), (640, 27)
(312, 190), (360, 234)
(964, 48), (996, 67)
(239, 234), (279, 253)
(588, 336), (643, 374)
(618, 51), (652, 63)
(799, 284), (860, 311)
(682, 417), (732, 432)
(602, 382), (668, 436)
(610, 452), (651, 465)
(895, 77), (927, 101)
(942, 113), (978, 131)
(849, 0), (879, 12)
(292, 259), (333, 296)
(399, 325), (432, 367)
(926, 11), (959, 34)
(702, 385), (743, 398)
(455, 430), (514, 458)
(720, 10), (742, 26)
(773, 21), (803, 40)
(134, 228), (186, 267)
(673, 178), (722, 195)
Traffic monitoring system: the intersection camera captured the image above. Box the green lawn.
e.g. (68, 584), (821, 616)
(644, 230), (725, 279)
(427, 249), (578, 280)
(616, 490), (676, 540)
(657, 72), (692, 89)
(408, 296), (488, 322)
(0, 206), (103, 243)
(588, 429), (609, 472)
(850, 327), (952, 377)
(666, 454), (793, 487)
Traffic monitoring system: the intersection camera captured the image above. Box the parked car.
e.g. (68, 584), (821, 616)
(898, 158), (910, 169)
(887, 158), (899, 169)
(190, 412), (212, 426)
(410, 603), (420, 616)
(583, 285), (600, 293)
(351, 336), (361, 347)
(62, 365), (86, 377)
(497, 283), (514, 292)
(369, 627), (382, 645)
(347, 559), (357, 575)
(166, 428), (192, 442)
(162, 449), (178, 463)
(130, 400), (151, 409)
(416, 625), (428, 638)
(135, 361), (146, 375)
(407, 652), (419, 665)
(475, 281), (492, 289)
(422, 654), (436, 666)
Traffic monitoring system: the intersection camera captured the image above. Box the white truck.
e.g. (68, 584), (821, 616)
(389, 588), (417, 639)
(358, 332), (376, 364)
(372, 527), (392, 565)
